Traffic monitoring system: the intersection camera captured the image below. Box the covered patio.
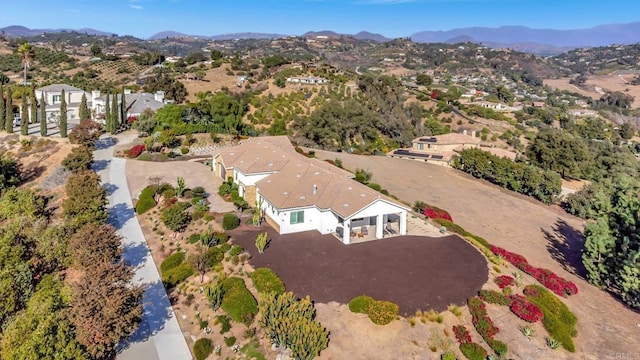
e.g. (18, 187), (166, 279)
(335, 211), (407, 244)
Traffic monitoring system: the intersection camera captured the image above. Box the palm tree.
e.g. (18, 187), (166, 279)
(17, 43), (35, 85)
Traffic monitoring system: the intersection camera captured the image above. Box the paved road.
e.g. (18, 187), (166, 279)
(93, 135), (192, 360)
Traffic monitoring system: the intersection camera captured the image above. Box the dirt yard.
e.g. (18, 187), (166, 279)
(230, 226), (488, 315)
(311, 149), (640, 360)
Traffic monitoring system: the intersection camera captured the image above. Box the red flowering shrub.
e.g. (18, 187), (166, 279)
(491, 246), (578, 297)
(127, 144), (146, 158)
(494, 275), (515, 289)
(422, 205), (453, 222)
(127, 116), (138, 125)
(510, 295), (543, 323)
(453, 325), (472, 344)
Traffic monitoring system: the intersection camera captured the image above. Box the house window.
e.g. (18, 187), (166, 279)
(52, 95), (61, 104)
(290, 210), (304, 224)
(417, 143), (423, 150)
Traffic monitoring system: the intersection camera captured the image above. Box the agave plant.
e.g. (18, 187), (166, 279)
(519, 325), (536, 340)
(546, 337), (561, 350)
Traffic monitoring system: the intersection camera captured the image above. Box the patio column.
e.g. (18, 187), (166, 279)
(399, 211), (407, 235)
(375, 214), (384, 239)
(343, 219), (350, 245)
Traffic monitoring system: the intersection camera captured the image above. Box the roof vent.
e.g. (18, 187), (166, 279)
(313, 184), (317, 194)
(283, 191), (288, 195)
(360, 193), (366, 197)
(343, 203), (349, 207)
(268, 163), (273, 167)
(300, 195), (306, 200)
(314, 171), (320, 175)
(347, 186), (352, 190)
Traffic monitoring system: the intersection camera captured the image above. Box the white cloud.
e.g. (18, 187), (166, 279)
(129, 4), (143, 9)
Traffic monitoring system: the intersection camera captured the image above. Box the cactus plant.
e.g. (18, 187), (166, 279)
(206, 282), (224, 311)
(255, 232), (269, 253)
(259, 292), (329, 360)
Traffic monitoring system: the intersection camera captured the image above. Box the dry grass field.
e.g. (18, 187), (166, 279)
(545, 76), (640, 108)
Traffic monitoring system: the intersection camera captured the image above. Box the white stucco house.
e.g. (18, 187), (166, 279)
(213, 136), (408, 245)
(91, 90), (170, 120)
(35, 84), (89, 123)
(34, 84), (171, 124)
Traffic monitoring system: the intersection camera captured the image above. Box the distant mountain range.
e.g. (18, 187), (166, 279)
(0, 25), (114, 37)
(3, 22), (640, 55)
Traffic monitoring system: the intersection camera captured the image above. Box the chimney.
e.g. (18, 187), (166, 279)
(124, 88), (131, 95)
(462, 129), (467, 136)
(313, 184), (317, 195)
(471, 130), (477, 138)
(154, 91), (165, 103)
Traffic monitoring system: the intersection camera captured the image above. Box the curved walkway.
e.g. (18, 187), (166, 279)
(93, 135), (192, 360)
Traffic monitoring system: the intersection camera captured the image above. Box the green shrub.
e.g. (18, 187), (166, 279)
(162, 204), (192, 232)
(157, 183), (173, 195)
(192, 186), (207, 198)
(187, 233), (201, 244)
(217, 315), (232, 334)
(207, 246), (225, 267)
(135, 196), (157, 214)
(224, 336), (236, 347)
(229, 244), (243, 256)
(162, 262), (194, 287)
(160, 252), (186, 273)
(459, 342), (487, 360)
(221, 277), (258, 324)
(367, 300), (399, 325)
(525, 285), (577, 352)
(250, 268), (285, 295)
(478, 289), (511, 306)
(141, 185), (158, 199)
(488, 339), (508, 356)
(441, 353), (456, 360)
(222, 213), (240, 230)
(162, 188), (176, 199)
(349, 295), (374, 314)
(180, 147), (189, 154)
(219, 243), (232, 252)
(193, 338), (213, 360)
(367, 183), (382, 191)
(214, 232), (230, 243)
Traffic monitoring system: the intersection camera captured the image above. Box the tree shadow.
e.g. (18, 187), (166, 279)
(108, 202), (136, 229)
(117, 280), (175, 352)
(92, 159), (111, 172)
(102, 182), (118, 195)
(122, 241), (150, 269)
(95, 136), (118, 150)
(21, 165), (47, 182)
(542, 219), (587, 279)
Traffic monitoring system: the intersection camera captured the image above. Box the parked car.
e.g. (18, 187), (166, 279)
(12, 114), (20, 126)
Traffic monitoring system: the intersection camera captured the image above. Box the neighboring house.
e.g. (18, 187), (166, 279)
(34, 84), (90, 123)
(568, 109), (598, 117)
(213, 136), (408, 245)
(286, 77), (328, 85)
(388, 132), (517, 165)
(469, 101), (509, 111)
(91, 90), (169, 120)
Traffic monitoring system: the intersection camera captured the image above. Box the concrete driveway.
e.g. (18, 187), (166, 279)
(93, 134), (192, 360)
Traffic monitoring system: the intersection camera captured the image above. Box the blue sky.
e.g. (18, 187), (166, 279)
(2, 0), (639, 39)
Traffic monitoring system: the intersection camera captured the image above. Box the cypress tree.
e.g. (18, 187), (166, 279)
(59, 89), (67, 137)
(20, 93), (28, 135)
(0, 84), (5, 131)
(40, 93), (47, 137)
(5, 87), (13, 133)
(105, 93), (112, 134)
(30, 87), (37, 124)
(120, 87), (127, 128)
(111, 91), (118, 132)
(79, 93), (89, 122)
